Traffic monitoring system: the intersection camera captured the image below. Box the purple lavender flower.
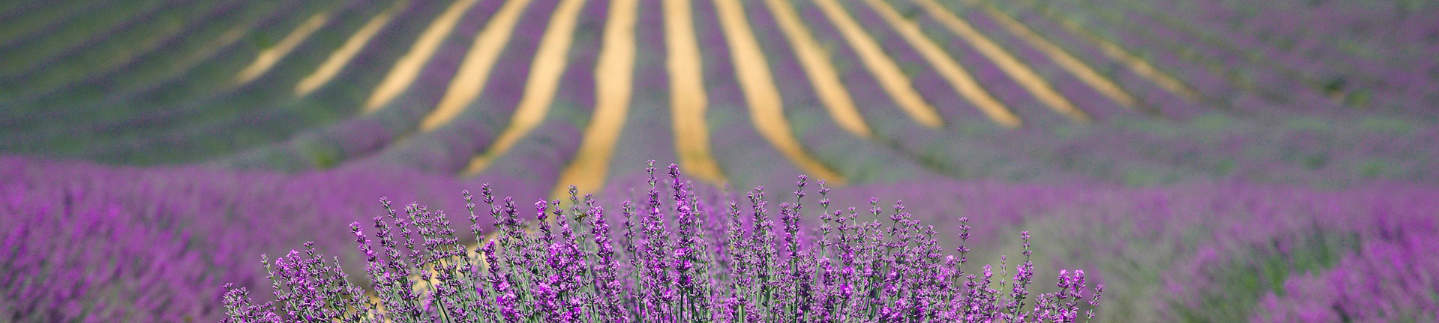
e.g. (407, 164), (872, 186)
(221, 164), (1100, 321)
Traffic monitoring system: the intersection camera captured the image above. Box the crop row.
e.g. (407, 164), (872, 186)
(2, 0), (1434, 194)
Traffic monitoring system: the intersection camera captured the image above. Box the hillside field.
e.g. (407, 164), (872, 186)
(2, 0), (1437, 321)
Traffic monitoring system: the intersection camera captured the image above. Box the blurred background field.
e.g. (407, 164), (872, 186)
(1, 0), (1436, 321)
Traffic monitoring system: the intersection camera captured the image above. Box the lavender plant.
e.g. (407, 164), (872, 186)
(223, 162), (1102, 322)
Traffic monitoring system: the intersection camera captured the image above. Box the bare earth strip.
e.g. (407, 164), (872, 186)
(664, 0), (727, 185)
(714, 0), (846, 185)
(418, 0), (534, 131)
(997, 0), (1201, 102)
(86, 2), (279, 104)
(813, 0), (944, 129)
(552, 0), (638, 198)
(820, 0), (1017, 127)
(363, 0), (480, 112)
(971, 2), (1140, 110)
(295, 1), (407, 96)
(763, 0), (874, 138)
(233, 11), (332, 85)
(461, 0), (587, 176)
(904, 0), (1089, 123)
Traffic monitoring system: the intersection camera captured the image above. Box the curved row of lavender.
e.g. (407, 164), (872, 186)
(222, 163), (1103, 322)
(1, 0), (353, 140)
(11, 0), (1434, 169)
(1021, 0), (1438, 114)
(0, 1), (291, 111)
(196, 0), (1439, 191)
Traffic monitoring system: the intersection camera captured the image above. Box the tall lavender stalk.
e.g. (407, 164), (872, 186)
(223, 163), (1101, 322)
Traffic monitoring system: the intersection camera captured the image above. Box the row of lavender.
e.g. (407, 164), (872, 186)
(0, 0), (173, 77)
(1152, 0), (1438, 108)
(209, 0), (1439, 192)
(0, 0), (241, 99)
(5, 0), (1403, 170)
(0, 2), (90, 45)
(4, 157), (1435, 321)
(793, 175), (1439, 321)
(992, 0), (1338, 114)
(0, 0), (406, 162)
(1017, 0), (1438, 114)
(3, 0), (1431, 192)
(0, 0), (324, 116)
(0, 0), (284, 126)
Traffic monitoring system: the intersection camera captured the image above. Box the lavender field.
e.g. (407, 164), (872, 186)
(2, 0), (1436, 321)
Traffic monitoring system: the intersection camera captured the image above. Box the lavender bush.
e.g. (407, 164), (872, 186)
(1254, 228), (1439, 322)
(224, 163), (1102, 322)
(0, 156), (501, 321)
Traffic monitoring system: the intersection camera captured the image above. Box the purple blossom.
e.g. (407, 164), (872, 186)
(222, 164), (1100, 321)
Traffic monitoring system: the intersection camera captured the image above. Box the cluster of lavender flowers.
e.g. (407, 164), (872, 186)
(223, 163), (1101, 322)
(1254, 226), (1439, 322)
